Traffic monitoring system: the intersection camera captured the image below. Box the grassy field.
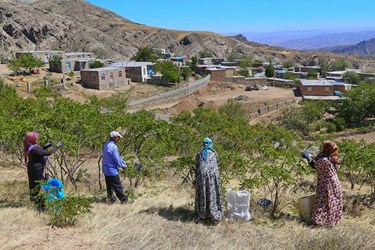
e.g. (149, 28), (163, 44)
(0, 161), (374, 250)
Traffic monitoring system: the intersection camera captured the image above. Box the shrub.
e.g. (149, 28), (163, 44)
(333, 117), (346, 132)
(44, 195), (93, 227)
(326, 122), (337, 133)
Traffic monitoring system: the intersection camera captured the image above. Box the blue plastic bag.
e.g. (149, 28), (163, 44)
(42, 177), (65, 201)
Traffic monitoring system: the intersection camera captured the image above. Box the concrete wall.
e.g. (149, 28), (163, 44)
(248, 100), (296, 120)
(129, 75), (211, 108)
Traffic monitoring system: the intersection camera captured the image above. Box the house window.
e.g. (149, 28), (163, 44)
(66, 62), (71, 71)
(307, 87), (312, 92)
(143, 67), (146, 75)
(118, 71), (123, 78)
(109, 72), (114, 81)
(93, 75), (97, 81)
(325, 87), (330, 92)
(83, 74), (88, 81)
(101, 73), (105, 80)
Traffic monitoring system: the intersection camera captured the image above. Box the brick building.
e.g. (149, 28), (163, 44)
(80, 66), (127, 90)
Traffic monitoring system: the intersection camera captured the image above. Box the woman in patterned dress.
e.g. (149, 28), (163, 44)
(306, 141), (342, 227)
(195, 137), (223, 222)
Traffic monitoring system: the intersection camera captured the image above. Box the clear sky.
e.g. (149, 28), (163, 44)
(86, 0), (375, 34)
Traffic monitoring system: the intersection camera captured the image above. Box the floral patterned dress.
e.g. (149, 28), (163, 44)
(312, 157), (342, 226)
(195, 150), (223, 221)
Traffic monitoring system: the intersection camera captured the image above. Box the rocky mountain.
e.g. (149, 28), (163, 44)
(318, 38), (375, 56)
(1, 0), (375, 70)
(239, 30), (375, 51)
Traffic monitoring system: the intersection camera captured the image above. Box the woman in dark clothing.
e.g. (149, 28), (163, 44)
(23, 132), (63, 206)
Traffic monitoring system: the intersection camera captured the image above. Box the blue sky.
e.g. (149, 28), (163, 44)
(86, 0), (375, 34)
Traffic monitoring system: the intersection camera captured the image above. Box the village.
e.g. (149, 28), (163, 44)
(3, 47), (374, 119)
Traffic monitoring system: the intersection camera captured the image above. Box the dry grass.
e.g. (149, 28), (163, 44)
(1, 164), (374, 250)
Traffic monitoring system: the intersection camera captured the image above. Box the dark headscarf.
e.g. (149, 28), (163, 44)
(200, 137), (213, 162)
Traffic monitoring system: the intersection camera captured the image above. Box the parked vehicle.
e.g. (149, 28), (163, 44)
(245, 85), (254, 91)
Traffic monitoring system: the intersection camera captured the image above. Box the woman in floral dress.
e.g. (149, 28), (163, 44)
(305, 141), (342, 226)
(195, 137), (223, 222)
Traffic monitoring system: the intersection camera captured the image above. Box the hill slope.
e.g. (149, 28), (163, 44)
(1, 0), (375, 70)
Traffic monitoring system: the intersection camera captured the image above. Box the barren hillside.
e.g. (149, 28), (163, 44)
(1, 0), (375, 70)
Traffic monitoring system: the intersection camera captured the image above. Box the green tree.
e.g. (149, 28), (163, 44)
(319, 57), (330, 77)
(284, 72), (296, 80)
(189, 55), (198, 72)
(329, 59), (348, 71)
(8, 54), (43, 75)
(343, 71), (360, 84)
(307, 69), (318, 80)
(240, 124), (304, 216)
(236, 55), (253, 77)
(130, 47), (159, 62)
(265, 58), (275, 78)
(89, 60), (104, 69)
(337, 83), (375, 124)
(180, 66), (192, 80)
(154, 61), (181, 83)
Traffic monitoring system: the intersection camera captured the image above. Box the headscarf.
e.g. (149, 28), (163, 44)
(200, 137), (213, 162)
(23, 131), (38, 163)
(315, 140), (339, 165)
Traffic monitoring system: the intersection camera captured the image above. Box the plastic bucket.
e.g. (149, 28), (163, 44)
(297, 194), (316, 223)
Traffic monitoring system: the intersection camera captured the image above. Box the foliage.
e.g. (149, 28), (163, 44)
(283, 72), (296, 80)
(44, 193), (93, 227)
(240, 124), (305, 216)
(307, 69), (318, 80)
(189, 55), (198, 72)
(337, 83), (375, 125)
(329, 59), (348, 71)
(48, 55), (63, 72)
(343, 71), (360, 84)
(339, 140), (375, 199)
(265, 58), (275, 77)
(130, 46), (159, 62)
(319, 57), (330, 77)
(282, 61), (294, 68)
(236, 55), (253, 77)
(154, 61), (181, 83)
(8, 54), (43, 75)
(276, 105), (310, 135)
(198, 49), (213, 58)
(89, 60), (104, 69)
(180, 66), (192, 80)
(218, 99), (247, 120)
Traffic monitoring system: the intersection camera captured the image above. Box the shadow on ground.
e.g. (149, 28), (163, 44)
(0, 199), (26, 208)
(140, 205), (196, 223)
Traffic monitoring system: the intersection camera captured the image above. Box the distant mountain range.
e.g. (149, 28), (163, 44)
(318, 38), (375, 56)
(235, 29), (375, 51)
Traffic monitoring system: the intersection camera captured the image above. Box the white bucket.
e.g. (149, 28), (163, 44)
(297, 194), (316, 223)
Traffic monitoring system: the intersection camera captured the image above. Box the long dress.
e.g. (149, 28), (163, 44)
(195, 150), (223, 221)
(312, 157), (342, 226)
